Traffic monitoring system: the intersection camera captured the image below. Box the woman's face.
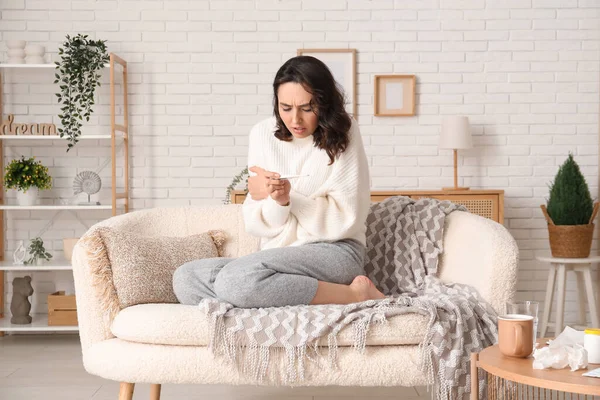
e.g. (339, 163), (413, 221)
(277, 82), (318, 139)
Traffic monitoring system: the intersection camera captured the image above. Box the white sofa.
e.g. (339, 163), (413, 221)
(71, 204), (519, 400)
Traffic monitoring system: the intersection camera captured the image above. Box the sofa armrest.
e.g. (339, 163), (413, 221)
(438, 211), (519, 314)
(71, 207), (192, 351)
(71, 226), (122, 351)
(71, 205), (258, 352)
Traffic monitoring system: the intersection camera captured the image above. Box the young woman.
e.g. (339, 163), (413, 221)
(173, 56), (385, 308)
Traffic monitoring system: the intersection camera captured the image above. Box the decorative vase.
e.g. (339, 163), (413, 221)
(6, 40), (26, 64)
(7, 49), (26, 63)
(25, 44), (45, 64)
(541, 204), (599, 258)
(13, 240), (27, 265)
(16, 188), (38, 206)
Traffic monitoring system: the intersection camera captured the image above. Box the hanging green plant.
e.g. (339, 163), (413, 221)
(54, 34), (109, 151)
(223, 167), (249, 204)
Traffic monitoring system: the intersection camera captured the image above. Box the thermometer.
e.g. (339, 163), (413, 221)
(277, 174), (310, 180)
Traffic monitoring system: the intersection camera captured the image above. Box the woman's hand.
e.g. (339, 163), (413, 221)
(267, 177), (291, 206)
(248, 166), (278, 201)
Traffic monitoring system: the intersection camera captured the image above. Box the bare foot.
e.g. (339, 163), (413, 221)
(350, 275), (386, 302)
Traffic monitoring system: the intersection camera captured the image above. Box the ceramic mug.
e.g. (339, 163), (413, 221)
(498, 314), (534, 358)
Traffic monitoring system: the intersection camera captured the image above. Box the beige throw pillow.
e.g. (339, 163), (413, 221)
(99, 227), (226, 308)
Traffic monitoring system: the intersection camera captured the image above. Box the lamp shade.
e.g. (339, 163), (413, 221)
(439, 116), (472, 150)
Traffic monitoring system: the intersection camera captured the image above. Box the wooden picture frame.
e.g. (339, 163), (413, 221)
(374, 74), (416, 117)
(297, 48), (357, 118)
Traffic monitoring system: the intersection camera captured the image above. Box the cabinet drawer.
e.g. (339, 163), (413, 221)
(370, 195), (392, 203)
(411, 194), (499, 222)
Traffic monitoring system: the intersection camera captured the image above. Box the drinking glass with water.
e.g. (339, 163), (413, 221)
(506, 301), (539, 349)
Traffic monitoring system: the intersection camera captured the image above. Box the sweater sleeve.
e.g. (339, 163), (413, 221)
(242, 124), (291, 238)
(288, 122), (371, 242)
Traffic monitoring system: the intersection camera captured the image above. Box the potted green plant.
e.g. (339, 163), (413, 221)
(4, 156), (52, 206)
(223, 167), (249, 205)
(24, 237), (52, 266)
(541, 153), (599, 258)
(54, 34), (109, 151)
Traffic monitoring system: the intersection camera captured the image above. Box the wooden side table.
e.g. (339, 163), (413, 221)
(536, 255), (600, 338)
(471, 341), (600, 399)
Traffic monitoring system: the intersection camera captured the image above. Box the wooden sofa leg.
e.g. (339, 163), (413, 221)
(118, 382), (134, 400)
(150, 383), (161, 400)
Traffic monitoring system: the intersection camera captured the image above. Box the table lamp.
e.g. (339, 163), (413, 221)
(439, 116), (472, 191)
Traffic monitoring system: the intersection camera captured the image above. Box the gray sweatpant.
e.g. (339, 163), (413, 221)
(172, 239), (365, 308)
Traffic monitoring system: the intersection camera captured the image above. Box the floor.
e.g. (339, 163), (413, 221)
(0, 334), (430, 400)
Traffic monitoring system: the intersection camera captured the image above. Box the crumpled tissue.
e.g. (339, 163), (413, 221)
(532, 326), (588, 371)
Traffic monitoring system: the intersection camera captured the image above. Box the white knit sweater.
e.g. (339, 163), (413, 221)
(242, 117), (371, 250)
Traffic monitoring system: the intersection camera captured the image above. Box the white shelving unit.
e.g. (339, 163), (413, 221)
(0, 314), (79, 332)
(0, 63), (109, 69)
(0, 262), (77, 332)
(0, 204), (113, 210)
(0, 53), (129, 335)
(0, 64), (56, 69)
(0, 259), (73, 270)
(0, 134), (117, 140)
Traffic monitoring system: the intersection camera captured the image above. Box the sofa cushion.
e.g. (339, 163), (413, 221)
(100, 227), (226, 309)
(110, 303), (428, 347)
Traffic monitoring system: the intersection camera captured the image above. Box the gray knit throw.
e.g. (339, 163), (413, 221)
(200, 196), (498, 400)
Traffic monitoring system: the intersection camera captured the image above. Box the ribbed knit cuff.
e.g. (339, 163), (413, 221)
(262, 195), (290, 227)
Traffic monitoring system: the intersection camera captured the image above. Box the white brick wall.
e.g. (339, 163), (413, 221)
(1, 0), (599, 334)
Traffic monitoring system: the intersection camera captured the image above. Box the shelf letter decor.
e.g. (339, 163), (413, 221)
(0, 114), (57, 136)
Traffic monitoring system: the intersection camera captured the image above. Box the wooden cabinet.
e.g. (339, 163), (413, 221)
(231, 189), (504, 224)
(371, 190), (504, 224)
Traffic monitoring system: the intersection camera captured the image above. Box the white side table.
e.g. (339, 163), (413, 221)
(536, 255), (600, 337)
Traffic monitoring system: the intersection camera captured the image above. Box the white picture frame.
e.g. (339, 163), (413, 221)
(297, 48), (357, 118)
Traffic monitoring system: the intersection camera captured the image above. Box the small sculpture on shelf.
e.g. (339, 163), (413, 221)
(10, 276), (34, 324)
(73, 170), (102, 205)
(24, 237), (52, 266)
(13, 240), (27, 265)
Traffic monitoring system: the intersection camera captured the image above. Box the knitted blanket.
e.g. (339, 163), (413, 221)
(200, 196), (498, 399)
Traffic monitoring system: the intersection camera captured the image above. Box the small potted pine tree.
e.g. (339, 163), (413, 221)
(541, 153), (599, 258)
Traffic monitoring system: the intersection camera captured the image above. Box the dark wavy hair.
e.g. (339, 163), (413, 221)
(272, 56), (352, 165)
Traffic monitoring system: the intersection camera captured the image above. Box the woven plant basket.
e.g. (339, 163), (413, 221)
(540, 203), (599, 258)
